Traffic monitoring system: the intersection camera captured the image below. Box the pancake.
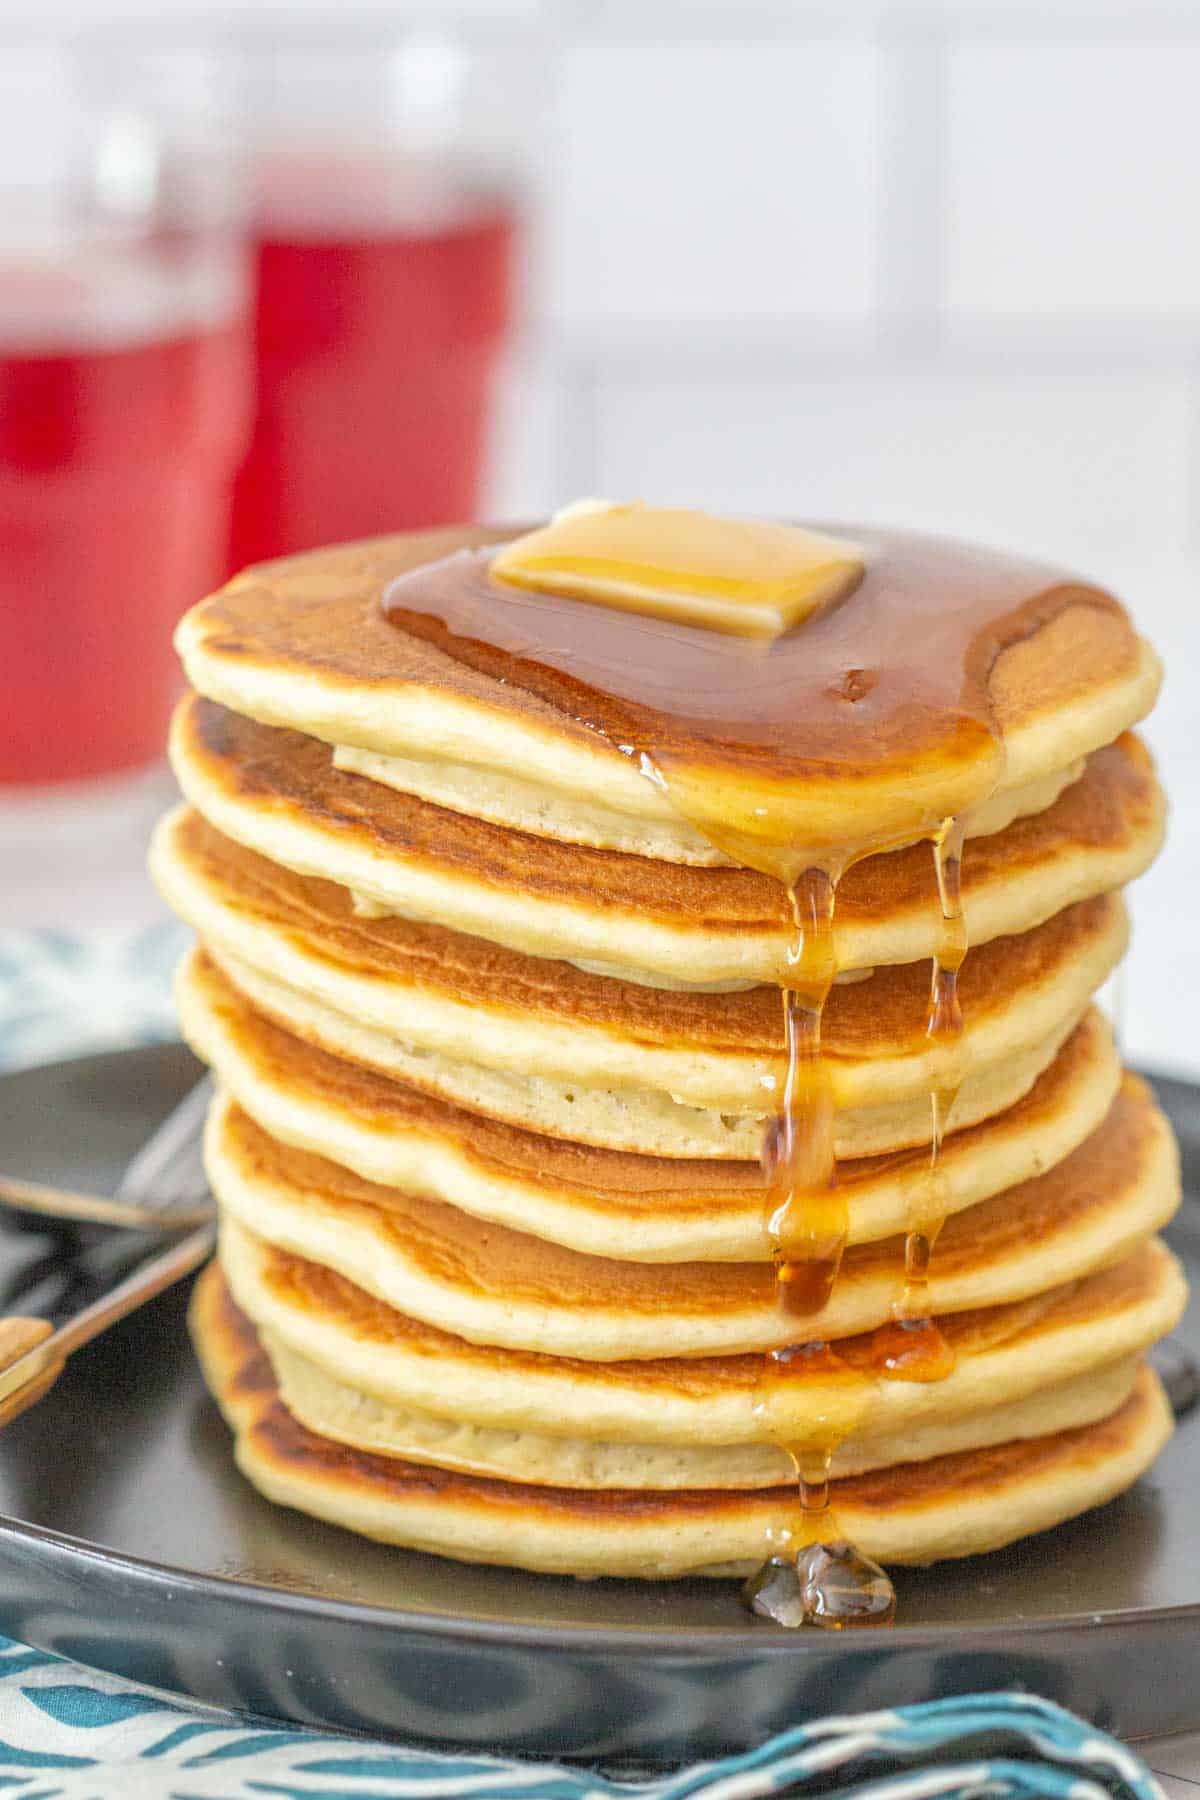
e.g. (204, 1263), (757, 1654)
(191, 1263), (1174, 1576)
(180, 934), (1117, 1182)
(169, 697), (1164, 989)
(153, 806), (1127, 1119)
(331, 742), (1087, 865)
(222, 1217), (1185, 1472)
(187, 870), (1123, 1157)
(175, 524), (1162, 873)
(204, 1078), (1180, 1360)
(182, 945), (1120, 1259)
(183, 957), (1086, 1166)
(264, 1334), (1142, 1491)
(179, 946), (1093, 1168)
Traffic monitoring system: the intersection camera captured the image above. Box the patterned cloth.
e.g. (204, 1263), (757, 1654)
(0, 929), (1168, 1798)
(0, 924), (186, 1073)
(0, 1661), (1167, 1800)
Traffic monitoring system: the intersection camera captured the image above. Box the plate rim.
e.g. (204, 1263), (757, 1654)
(2, 1503), (1200, 1656)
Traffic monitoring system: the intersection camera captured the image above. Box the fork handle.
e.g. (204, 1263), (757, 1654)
(0, 1319), (63, 1427)
(0, 1173), (211, 1232)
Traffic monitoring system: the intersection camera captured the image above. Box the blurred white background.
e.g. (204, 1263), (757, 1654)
(2, 0), (1197, 1074)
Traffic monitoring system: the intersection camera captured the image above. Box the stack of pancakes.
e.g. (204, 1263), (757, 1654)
(156, 517), (1185, 1585)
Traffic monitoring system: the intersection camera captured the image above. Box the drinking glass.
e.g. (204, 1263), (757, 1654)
(230, 38), (519, 569)
(0, 45), (252, 786)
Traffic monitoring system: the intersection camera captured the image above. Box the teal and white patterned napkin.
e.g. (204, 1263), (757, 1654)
(0, 924), (186, 1072)
(0, 930), (1169, 1798)
(0, 1656), (1169, 1800)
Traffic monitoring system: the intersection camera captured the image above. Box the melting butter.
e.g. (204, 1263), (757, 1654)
(489, 501), (866, 640)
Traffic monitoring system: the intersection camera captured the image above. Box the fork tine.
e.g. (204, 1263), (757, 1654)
(0, 1073), (216, 1233)
(116, 1076), (214, 1211)
(146, 1128), (210, 1212)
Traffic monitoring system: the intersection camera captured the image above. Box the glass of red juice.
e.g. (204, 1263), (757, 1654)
(231, 45), (517, 567)
(0, 49), (252, 787)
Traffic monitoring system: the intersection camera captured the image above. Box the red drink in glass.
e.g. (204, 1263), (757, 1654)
(0, 256), (251, 784)
(230, 150), (515, 568)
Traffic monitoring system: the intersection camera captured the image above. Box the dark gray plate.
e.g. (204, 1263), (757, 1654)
(0, 1042), (1196, 1759)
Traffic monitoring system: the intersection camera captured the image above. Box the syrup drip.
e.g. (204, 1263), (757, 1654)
(743, 1543), (898, 1630)
(750, 867), (896, 1624)
(762, 868), (845, 1317)
(874, 817), (968, 1385)
(929, 814), (969, 1167)
(752, 1341), (873, 1579)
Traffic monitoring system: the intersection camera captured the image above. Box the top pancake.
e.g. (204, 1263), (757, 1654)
(176, 524), (1161, 869)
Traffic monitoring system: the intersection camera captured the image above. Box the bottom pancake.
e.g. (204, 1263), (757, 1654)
(191, 1262), (1173, 1579)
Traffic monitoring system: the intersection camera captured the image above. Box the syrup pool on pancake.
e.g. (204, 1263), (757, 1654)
(381, 499), (1123, 1626)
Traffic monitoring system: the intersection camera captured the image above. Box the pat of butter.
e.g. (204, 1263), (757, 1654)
(489, 501), (865, 638)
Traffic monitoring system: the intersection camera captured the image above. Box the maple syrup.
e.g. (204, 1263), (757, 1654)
(381, 516), (1113, 872)
(762, 866), (846, 1317)
(871, 816), (970, 1387)
(744, 1543), (897, 1629)
(750, 1337), (884, 1612)
(380, 505), (1119, 1626)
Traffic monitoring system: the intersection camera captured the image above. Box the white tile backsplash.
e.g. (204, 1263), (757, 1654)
(1124, 799), (1200, 1079)
(944, 44), (1200, 319)
(545, 41), (882, 333)
(591, 369), (1194, 570)
(481, 343), (570, 523)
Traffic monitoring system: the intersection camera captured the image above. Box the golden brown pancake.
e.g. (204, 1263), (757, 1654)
(190, 1262), (1174, 1577)
(262, 1332), (1142, 1493)
(169, 696), (1164, 986)
(330, 740), (1087, 866)
(154, 805), (1126, 1120)
(203, 929), (1116, 1159)
(180, 943), (1098, 1163)
(175, 524), (1161, 868)
(203, 1077), (1180, 1359)
(182, 941), (1120, 1258)
(222, 1218), (1184, 1471)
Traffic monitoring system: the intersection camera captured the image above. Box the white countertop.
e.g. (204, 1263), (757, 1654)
(1141, 1730), (1200, 1794)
